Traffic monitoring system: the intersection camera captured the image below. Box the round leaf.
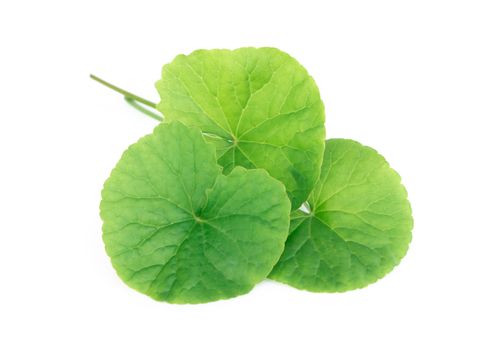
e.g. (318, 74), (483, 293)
(100, 122), (291, 303)
(270, 139), (413, 292)
(155, 47), (325, 210)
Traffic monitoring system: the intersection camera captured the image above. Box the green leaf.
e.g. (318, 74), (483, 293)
(155, 47), (325, 210)
(270, 139), (413, 292)
(100, 122), (291, 303)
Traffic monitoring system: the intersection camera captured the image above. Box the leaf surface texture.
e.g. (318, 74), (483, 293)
(270, 139), (413, 291)
(100, 122), (291, 303)
(156, 47), (325, 209)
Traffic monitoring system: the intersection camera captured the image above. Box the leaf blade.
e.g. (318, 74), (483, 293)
(101, 122), (291, 303)
(156, 47), (325, 209)
(270, 139), (413, 292)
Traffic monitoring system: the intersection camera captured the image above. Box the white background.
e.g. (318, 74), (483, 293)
(1, 1), (485, 349)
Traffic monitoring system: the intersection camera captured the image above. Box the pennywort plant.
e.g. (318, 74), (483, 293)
(94, 47), (412, 303)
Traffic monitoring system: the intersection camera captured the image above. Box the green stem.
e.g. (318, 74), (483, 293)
(124, 97), (163, 122)
(90, 74), (158, 109)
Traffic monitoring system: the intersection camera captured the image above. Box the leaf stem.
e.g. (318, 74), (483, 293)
(124, 97), (163, 122)
(90, 74), (157, 109)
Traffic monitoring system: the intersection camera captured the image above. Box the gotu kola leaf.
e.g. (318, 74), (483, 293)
(155, 47), (325, 210)
(270, 139), (413, 292)
(100, 121), (291, 304)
